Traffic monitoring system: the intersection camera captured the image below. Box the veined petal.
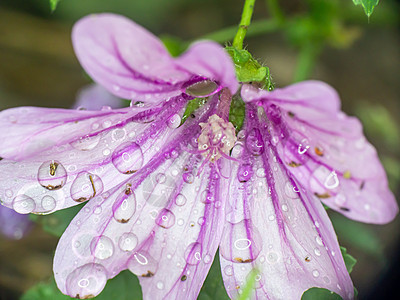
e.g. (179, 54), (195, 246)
(0, 98), (186, 214)
(242, 82), (398, 224)
(72, 14), (237, 104)
(54, 95), (228, 299)
(73, 84), (124, 110)
(220, 103), (353, 300)
(0, 205), (32, 239)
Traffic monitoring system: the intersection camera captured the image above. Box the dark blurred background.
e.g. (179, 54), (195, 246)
(0, 0), (399, 299)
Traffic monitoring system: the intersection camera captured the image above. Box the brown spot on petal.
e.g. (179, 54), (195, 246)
(288, 161), (302, 167)
(49, 162), (59, 176)
(181, 275), (187, 281)
(74, 197), (89, 203)
(360, 181), (365, 190)
(343, 171), (351, 179)
(288, 111), (295, 118)
(314, 192), (331, 199)
(340, 207), (350, 212)
(305, 256), (311, 262)
(45, 184), (63, 190)
(142, 271), (154, 277)
(124, 170), (136, 174)
(118, 219), (129, 224)
(125, 184), (132, 195)
(315, 147), (324, 156)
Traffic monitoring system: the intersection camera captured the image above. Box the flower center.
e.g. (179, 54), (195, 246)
(198, 114), (237, 162)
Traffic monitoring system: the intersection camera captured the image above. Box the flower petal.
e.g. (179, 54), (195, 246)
(54, 96), (228, 299)
(0, 205), (32, 239)
(72, 14), (237, 104)
(73, 84), (124, 110)
(242, 82), (398, 224)
(0, 98), (186, 214)
(220, 103), (354, 300)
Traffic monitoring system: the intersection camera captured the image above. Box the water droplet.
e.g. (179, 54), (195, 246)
(66, 263), (107, 298)
(182, 172), (194, 184)
(281, 204), (288, 212)
(323, 276), (330, 283)
(41, 195), (56, 212)
(297, 139), (310, 155)
(334, 193), (346, 206)
(237, 163), (253, 182)
(185, 80), (218, 97)
(324, 171), (339, 189)
(234, 238), (252, 250)
(70, 172), (104, 202)
(315, 236), (323, 246)
(200, 190), (214, 204)
(203, 254), (212, 264)
(256, 168), (266, 178)
(111, 128), (126, 141)
(185, 242), (202, 265)
(167, 114), (181, 129)
(118, 233), (138, 252)
(156, 281), (164, 290)
(112, 142), (144, 174)
(128, 251), (158, 277)
(245, 128), (264, 155)
(71, 135), (100, 151)
(312, 270), (320, 277)
(284, 181), (299, 199)
(91, 236), (114, 259)
(266, 252), (279, 264)
(112, 190), (137, 223)
(175, 194), (187, 206)
(37, 160), (67, 190)
(12, 195), (35, 214)
(156, 209), (176, 229)
(5, 189), (13, 198)
(224, 265), (233, 276)
(268, 214), (275, 221)
(314, 248), (321, 256)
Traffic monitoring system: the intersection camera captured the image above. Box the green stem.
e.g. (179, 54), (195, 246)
(232, 0), (257, 50)
(198, 19), (279, 44)
(293, 42), (321, 82)
(265, 0), (284, 23)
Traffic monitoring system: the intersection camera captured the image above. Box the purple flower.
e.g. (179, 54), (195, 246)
(73, 84), (124, 111)
(0, 13), (396, 300)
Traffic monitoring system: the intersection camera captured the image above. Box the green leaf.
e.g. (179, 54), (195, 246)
(237, 269), (258, 300)
(181, 97), (208, 125)
(198, 253), (230, 300)
(340, 247), (357, 274)
(49, 0), (62, 11)
(352, 0), (379, 17)
(160, 35), (187, 57)
(301, 287), (342, 300)
(21, 271), (142, 300)
(30, 203), (85, 237)
(229, 94), (246, 132)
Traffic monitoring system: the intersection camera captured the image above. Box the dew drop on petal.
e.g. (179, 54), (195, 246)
(224, 265), (234, 276)
(112, 142), (144, 174)
(12, 195), (35, 214)
(284, 181), (299, 199)
(41, 195), (56, 212)
(185, 80), (218, 97)
(128, 251), (158, 277)
(65, 263), (107, 298)
(91, 236), (114, 260)
(185, 242), (202, 265)
(37, 160), (67, 190)
(237, 163), (253, 182)
(245, 128), (264, 156)
(182, 172), (194, 184)
(118, 233), (138, 252)
(156, 281), (164, 290)
(70, 135), (101, 151)
(70, 172), (104, 203)
(167, 114), (181, 129)
(312, 270), (320, 277)
(324, 171), (339, 190)
(155, 209), (176, 229)
(112, 191), (137, 223)
(175, 194), (187, 206)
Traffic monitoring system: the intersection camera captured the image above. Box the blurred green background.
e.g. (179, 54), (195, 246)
(0, 0), (399, 299)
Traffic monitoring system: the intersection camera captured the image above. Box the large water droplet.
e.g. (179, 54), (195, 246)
(245, 128), (264, 156)
(155, 209), (176, 228)
(185, 80), (218, 97)
(41, 195), (56, 212)
(12, 195), (35, 214)
(237, 163), (253, 182)
(37, 160), (67, 190)
(112, 190), (137, 223)
(91, 236), (114, 260)
(324, 171), (339, 189)
(70, 172), (104, 202)
(185, 242), (202, 265)
(220, 219), (262, 263)
(65, 263), (107, 298)
(112, 142), (144, 174)
(167, 114), (181, 129)
(128, 251), (158, 277)
(118, 232), (138, 252)
(70, 135), (101, 151)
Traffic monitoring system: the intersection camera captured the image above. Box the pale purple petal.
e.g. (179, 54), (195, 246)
(219, 102), (353, 300)
(53, 95), (228, 299)
(72, 14), (237, 104)
(73, 84), (124, 110)
(0, 205), (32, 239)
(242, 81), (398, 224)
(0, 98), (186, 214)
